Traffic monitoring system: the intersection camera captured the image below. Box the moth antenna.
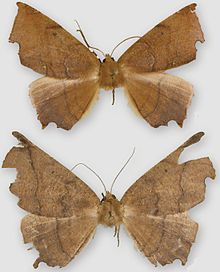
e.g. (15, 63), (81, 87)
(74, 20), (105, 58)
(71, 163), (107, 193)
(110, 36), (141, 57)
(110, 148), (136, 193)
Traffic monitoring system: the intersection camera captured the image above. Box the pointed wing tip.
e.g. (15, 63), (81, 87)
(208, 159), (216, 180)
(191, 3), (197, 9)
(12, 130), (25, 140)
(183, 132), (204, 148)
(184, 3), (197, 11)
(177, 3), (197, 15)
(2, 132), (30, 168)
(194, 131), (205, 139)
(12, 131), (32, 146)
(16, 2), (25, 8)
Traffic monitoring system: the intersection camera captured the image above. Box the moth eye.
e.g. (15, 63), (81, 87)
(101, 196), (106, 203)
(111, 57), (114, 61)
(103, 59), (106, 63)
(112, 194), (116, 199)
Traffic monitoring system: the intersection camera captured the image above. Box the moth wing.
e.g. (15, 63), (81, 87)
(10, 2), (100, 79)
(2, 132), (99, 268)
(119, 3), (203, 128)
(21, 214), (97, 268)
(121, 133), (215, 266)
(29, 77), (99, 130)
(123, 72), (193, 127)
(10, 2), (100, 130)
(118, 4), (204, 73)
(2, 131), (100, 218)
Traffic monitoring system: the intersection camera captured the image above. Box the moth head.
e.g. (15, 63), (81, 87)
(102, 54), (115, 63)
(101, 192), (116, 202)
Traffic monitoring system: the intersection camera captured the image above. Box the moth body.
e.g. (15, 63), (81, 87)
(98, 192), (123, 228)
(99, 55), (123, 90)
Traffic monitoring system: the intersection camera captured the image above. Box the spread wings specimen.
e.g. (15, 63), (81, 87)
(3, 131), (215, 268)
(10, 2), (204, 130)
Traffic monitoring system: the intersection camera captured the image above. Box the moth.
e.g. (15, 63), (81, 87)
(3, 131), (215, 268)
(10, 2), (204, 130)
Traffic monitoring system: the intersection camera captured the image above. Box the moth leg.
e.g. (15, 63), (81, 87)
(27, 246), (34, 251)
(113, 225), (120, 247)
(113, 225), (117, 237)
(112, 89), (115, 105)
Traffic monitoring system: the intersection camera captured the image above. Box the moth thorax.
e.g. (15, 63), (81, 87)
(98, 192), (123, 227)
(99, 55), (123, 90)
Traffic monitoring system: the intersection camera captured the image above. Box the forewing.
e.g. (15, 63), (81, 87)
(29, 77), (99, 130)
(118, 4), (204, 73)
(10, 2), (100, 79)
(123, 72), (193, 127)
(122, 132), (215, 266)
(2, 131), (100, 218)
(21, 214), (97, 268)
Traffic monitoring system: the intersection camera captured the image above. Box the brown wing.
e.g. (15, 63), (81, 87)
(10, 2), (100, 79)
(21, 214), (97, 268)
(121, 132), (215, 266)
(2, 131), (100, 217)
(29, 77), (99, 130)
(123, 72), (193, 127)
(2, 132), (99, 268)
(118, 4), (204, 73)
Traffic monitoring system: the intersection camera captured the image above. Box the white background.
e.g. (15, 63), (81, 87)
(0, 0), (219, 271)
